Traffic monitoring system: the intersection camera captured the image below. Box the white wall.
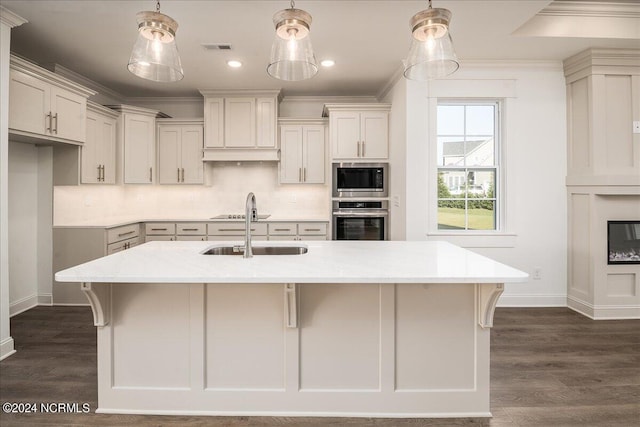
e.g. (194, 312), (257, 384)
(8, 142), (52, 315)
(386, 62), (568, 306)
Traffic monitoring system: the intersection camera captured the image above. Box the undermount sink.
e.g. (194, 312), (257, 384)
(203, 245), (308, 256)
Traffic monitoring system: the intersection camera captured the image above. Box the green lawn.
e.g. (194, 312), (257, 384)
(437, 207), (495, 230)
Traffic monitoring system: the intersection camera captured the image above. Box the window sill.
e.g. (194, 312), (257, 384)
(426, 232), (517, 248)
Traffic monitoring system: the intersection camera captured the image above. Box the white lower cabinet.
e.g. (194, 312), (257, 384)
(145, 223), (176, 242)
(208, 223), (268, 241)
(53, 223), (140, 304)
(268, 222), (328, 241)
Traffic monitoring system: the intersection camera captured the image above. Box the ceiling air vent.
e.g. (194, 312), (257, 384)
(202, 43), (232, 51)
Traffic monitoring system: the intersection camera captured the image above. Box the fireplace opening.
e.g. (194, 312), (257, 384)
(608, 221), (640, 264)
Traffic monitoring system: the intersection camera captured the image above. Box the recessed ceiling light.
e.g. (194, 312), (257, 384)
(227, 60), (242, 68)
(320, 59), (335, 67)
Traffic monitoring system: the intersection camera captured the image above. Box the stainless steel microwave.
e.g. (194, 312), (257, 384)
(332, 163), (388, 198)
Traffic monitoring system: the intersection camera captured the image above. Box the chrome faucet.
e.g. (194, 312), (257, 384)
(244, 192), (258, 258)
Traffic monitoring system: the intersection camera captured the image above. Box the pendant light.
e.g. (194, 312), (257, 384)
(267, 0), (318, 81)
(403, 0), (459, 80)
(127, 0), (184, 82)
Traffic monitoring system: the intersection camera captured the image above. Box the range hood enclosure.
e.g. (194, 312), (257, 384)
(200, 90), (282, 162)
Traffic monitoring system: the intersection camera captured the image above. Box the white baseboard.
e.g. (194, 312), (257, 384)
(497, 294), (567, 307)
(9, 294), (38, 317)
(0, 337), (16, 361)
(38, 293), (53, 305)
(568, 296), (640, 320)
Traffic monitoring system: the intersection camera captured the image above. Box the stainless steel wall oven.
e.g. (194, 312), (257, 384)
(332, 200), (388, 240)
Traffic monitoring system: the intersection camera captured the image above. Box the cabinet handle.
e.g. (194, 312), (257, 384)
(45, 112), (51, 132)
(101, 165), (105, 181)
(151, 228), (168, 231)
(52, 113), (58, 134)
(303, 167), (306, 182)
(298, 167), (302, 182)
(181, 168), (185, 183)
(182, 228), (199, 231)
(177, 168), (180, 182)
(118, 230), (136, 237)
(304, 228), (321, 232)
(149, 167), (153, 182)
(357, 141), (361, 157)
(97, 165), (101, 181)
(274, 228), (292, 232)
(362, 140), (365, 157)
(218, 228), (245, 232)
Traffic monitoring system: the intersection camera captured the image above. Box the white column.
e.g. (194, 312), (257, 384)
(0, 6), (27, 361)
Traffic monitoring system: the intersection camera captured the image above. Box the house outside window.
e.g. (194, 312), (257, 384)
(436, 101), (500, 231)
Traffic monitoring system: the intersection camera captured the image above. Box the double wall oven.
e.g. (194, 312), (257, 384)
(332, 163), (389, 241)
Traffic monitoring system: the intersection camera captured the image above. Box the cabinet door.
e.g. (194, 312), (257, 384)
(360, 111), (388, 159)
(124, 114), (155, 184)
(158, 125), (181, 184)
(225, 98), (255, 147)
(280, 126), (303, 183)
(50, 86), (87, 143)
(256, 97), (277, 148)
(302, 126), (325, 183)
(180, 125), (204, 184)
(100, 115), (117, 184)
(8, 69), (49, 136)
(330, 111), (359, 159)
(204, 97), (223, 148)
(82, 112), (101, 183)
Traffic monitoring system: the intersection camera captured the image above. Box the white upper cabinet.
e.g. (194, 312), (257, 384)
(9, 55), (95, 144)
(157, 119), (204, 185)
(82, 102), (118, 184)
(199, 90), (281, 161)
(323, 104), (391, 161)
(108, 104), (165, 184)
(279, 119), (327, 184)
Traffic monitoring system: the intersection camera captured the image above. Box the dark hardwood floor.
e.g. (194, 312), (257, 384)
(1, 306), (638, 426)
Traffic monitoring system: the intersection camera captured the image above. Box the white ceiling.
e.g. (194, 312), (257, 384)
(3, 0), (639, 98)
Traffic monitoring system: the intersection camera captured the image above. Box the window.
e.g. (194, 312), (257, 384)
(436, 101), (500, 231)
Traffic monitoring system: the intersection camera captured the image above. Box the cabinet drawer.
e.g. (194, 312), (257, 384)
(298, 222), (328, 236)
(208, 223), (268, 236)
(107, 236), (139, 254)
(208, 235), (268, 242)
(268, 222), (297, 235)
(107, 224), (140, 244)
(176, 223), (207, 235)
(176, 235), (208, 241)
(145, 236), (175, 242)
(145, 223), (176, 235)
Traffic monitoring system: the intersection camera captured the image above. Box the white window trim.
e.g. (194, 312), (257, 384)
(425, 80), (518, 248)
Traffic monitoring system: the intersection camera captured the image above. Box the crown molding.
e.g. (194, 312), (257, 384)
(539, 1), (640, 18)
(43, 63), (125, 103)
(0, 6), (27, 28)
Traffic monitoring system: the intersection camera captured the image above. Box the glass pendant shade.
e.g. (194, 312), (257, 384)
(128, 10), (184, 82)
(403, 6), (459, 80)
(267, 7), (318, 81)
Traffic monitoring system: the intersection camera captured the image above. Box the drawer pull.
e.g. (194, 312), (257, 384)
(218, 228), (245, 232)
(304, 228), (321, 232)
(182, 228), (199, 231)
(274, 228), (292, 232)
(118, 230), (136, 237)
(151, 228), (168, 231)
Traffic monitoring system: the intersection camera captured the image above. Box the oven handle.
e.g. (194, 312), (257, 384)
(332, 211), (389, 217)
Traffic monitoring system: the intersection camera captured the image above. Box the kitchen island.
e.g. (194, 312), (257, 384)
(55, 240), (528, 418)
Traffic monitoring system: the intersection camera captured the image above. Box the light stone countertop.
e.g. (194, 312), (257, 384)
(55, 240), (529, 284)
(53, 215), (330, 229)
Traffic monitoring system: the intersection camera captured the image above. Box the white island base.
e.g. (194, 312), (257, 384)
(56, 241), (527, 418)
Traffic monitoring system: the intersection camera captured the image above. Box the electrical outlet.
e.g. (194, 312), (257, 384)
(634, 121), (640, 134)
(533, 267), (542, 280)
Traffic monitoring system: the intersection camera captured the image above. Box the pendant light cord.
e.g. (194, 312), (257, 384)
(428, 0), (432, 9)
(290, 0), (295, 9)
(156, 1), (161, 12)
